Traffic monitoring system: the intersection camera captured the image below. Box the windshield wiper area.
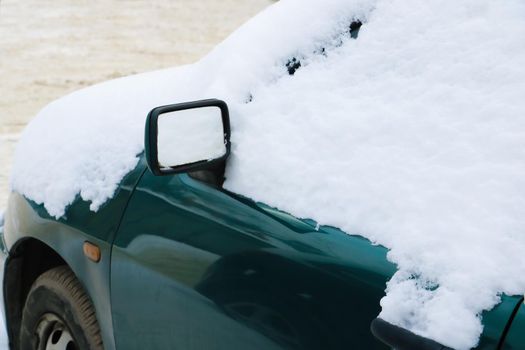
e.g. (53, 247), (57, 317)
(285, 20), (363, 76)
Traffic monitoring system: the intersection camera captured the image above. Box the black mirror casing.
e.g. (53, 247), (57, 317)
(145, 99), (231, 176)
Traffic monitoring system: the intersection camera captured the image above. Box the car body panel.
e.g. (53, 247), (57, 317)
(0, 224), (8, 329)
(2, 159), (146, 350)
(500, 298), (525, 349)
(1, 154), (522, 349)
(477, 295), (524, 349)
(4, 193), (115, 349)
(110, 168), (395, 349)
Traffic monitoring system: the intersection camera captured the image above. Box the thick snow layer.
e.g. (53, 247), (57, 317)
(10, 0), (525, 348)
(11, 66), (195, 217)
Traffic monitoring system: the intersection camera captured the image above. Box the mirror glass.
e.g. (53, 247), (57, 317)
(157, 106), (226, 168)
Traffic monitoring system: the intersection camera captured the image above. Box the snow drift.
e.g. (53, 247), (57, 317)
(11, 0), (525, 348)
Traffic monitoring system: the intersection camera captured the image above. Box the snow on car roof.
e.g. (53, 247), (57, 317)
(11, 0), (525, 348)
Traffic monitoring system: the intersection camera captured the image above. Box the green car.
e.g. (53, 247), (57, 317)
(1, 99), (523, 350)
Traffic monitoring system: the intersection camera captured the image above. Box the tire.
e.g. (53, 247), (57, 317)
(19, 265), (103, 350)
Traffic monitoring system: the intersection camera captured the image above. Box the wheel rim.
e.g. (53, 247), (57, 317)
(35, 313), (77, 350)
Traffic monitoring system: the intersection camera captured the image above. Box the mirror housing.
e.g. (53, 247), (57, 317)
(145, 99), (231, 176)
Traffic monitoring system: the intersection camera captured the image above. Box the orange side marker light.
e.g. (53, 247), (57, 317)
(83, 241), (101, 263)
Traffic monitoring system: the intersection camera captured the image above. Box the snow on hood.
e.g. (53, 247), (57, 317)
(11, 0), (525, 348)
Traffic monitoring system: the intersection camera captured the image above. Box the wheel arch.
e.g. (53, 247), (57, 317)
(4, 237), (68, 348)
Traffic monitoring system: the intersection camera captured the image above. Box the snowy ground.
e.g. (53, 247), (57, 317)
(0, 0), (272, 347)
(0, 132), (16, 210)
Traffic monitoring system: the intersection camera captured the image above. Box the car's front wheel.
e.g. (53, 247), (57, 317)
(19, 265), (103, 350)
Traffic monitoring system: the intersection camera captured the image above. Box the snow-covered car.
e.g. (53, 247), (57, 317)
(2, 96), (525, 349)
(2, 0), (525, 349)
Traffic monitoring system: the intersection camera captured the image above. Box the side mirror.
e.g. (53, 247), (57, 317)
(145, 99), (231, 176)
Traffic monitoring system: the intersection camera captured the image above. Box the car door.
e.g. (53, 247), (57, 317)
(500, 297), (525, 349)
(110, 169), (283, 349)
(109, 100), (391, 349)
(109, 167), (391, 350)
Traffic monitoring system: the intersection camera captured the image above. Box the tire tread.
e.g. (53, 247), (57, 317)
(27, 265), (104, 349)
